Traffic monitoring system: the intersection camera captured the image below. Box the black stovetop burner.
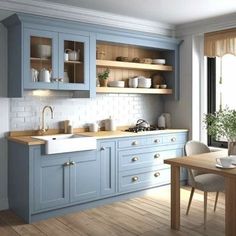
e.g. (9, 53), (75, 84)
(125, 125), (160, 133)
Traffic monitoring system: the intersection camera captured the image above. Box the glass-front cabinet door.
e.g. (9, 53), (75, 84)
(23, 28), (58, 89)
(58, 33), (90, 90)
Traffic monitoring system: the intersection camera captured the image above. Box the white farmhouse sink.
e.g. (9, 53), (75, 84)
(31, 134), (97, 154)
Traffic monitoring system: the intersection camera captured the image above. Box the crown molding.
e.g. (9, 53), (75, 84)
(0, 0), (175, 37)
(176, 12), (236, 37)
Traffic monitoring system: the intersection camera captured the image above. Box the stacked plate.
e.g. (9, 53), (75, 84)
(108, 80), (125, 88)
(138, 77), (151, 88)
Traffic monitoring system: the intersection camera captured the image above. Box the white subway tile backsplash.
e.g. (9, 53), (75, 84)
(10, 93), (164, 131)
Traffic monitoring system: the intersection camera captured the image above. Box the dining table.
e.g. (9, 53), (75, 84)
(164, 149), (236, 236)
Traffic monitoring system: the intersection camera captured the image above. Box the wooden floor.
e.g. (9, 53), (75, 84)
(0, 186), (225, 236)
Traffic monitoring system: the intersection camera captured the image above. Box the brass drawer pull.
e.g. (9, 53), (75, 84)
(154, 172), (160, 177)
(132, 141), (138, 146)
(132, 157), (139, 162)
(63, 162), (70, 167)
(70, 161), (75, 166)
(132, 176), (139, 182)
(154, 153), (160, 159)
(154, 139), (160, 143)
(171, 137), (176, 142)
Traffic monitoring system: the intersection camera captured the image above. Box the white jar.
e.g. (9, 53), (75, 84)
(89, 123), (99, 132)
(158, 115), (166, 129)
(105, 117), (116, 131)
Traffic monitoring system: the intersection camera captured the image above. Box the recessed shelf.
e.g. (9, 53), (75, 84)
(96, 87), (172, 94)
(64, 60), (82, 64)
(30, 57), (51, 61)
(96, 59), (172, 71)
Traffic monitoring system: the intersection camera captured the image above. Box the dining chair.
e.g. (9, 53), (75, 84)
(184, 140), (225, 228)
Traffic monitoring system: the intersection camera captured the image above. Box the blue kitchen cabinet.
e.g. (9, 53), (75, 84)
(98, 140), (116, 196)
(3, 13), (96, 97)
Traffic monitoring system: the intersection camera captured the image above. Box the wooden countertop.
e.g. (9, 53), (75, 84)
(8, 129), (188, 146)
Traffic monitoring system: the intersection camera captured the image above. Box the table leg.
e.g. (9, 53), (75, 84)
(225, 176), (236, 236)
(171, 165), (180, 230)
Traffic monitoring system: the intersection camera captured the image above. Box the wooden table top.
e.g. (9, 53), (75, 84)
(164, 150), (236, 178)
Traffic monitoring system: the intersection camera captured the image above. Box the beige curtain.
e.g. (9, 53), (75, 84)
(204, 28), (236, 57)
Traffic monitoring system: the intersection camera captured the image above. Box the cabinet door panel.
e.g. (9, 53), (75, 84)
(70, 151), (100, 203)
(58, 33), (90, 90)
(23, 28), (58, 90)
(99, 141), (116, 196)
(33, 155), (70, 212)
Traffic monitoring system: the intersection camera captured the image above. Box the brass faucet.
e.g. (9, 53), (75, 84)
(39, 106), (54, 135)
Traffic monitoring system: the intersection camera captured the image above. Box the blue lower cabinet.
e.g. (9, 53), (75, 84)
(118, 167), (170, 193)
(33, 155), (70, 212)
(98, 140), (116, 196)
(70, 151), (100, 203)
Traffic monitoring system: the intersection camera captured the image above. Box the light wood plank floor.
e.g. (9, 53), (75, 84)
(0, 186), (225, 236)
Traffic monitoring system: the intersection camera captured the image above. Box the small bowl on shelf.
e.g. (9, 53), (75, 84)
(153, 84), (160, 88)
(160, 84), (167, 89)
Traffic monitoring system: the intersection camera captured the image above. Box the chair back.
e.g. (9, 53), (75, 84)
(184, 141), (210, 183)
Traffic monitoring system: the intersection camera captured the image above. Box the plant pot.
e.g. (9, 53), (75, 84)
(99, 78), (108, 87)
(228, 141), (236, 156)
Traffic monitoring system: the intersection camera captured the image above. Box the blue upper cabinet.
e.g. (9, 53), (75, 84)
(3, 14), (96, 98)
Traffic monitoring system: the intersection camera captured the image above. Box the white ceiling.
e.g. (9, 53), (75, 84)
(42, 0), (236, 25)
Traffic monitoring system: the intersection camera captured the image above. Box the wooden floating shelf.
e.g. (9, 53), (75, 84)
(96, 60), (172, 71)
(96, 87), (172, 94)
(30, 57), (51, 61)
(64, 60), (82, 64)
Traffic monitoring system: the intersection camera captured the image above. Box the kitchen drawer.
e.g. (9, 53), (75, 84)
(146, 136), (163, 145)
(162, 133), (187, 145)
(118, 137), (148, 149)
(119, 147), (183, 171)
(118, 167), (170, 193)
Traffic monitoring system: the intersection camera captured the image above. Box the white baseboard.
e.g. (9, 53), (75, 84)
(0, 198), (8, 210)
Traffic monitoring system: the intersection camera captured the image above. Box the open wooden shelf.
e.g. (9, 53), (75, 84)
(64, 60), (82, 64)
(96, 87), (172, 94)
(96, 60), (172, 71)
(30, 57), (51, 61)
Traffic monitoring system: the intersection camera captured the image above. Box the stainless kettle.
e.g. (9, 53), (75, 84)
(136, 119), (150, 128)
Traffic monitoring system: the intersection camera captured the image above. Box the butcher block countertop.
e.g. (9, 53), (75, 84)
(8, 129), (188, 146)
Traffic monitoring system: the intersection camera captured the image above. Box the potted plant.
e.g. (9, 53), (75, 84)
(97, 68), (110, 87)
(204, 107), (236, 155)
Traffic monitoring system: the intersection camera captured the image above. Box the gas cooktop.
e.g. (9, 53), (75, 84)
(124, 125), (161, 133)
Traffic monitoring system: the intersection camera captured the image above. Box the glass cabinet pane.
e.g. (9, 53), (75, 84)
(64, 40), (84, 84)
(30, 36), (52, 83)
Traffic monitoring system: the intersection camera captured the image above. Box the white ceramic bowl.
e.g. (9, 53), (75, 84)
(152, 59), (166, 65)
(32, 45), (51, 58)
(160, 84), (167, 89)
(108, 80), (125, 88)
(128, 77), (138, 88)
(138, 77), (151, 88)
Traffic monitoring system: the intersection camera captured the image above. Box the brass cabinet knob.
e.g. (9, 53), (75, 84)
(171, 137), (176, 142)
(64, 162), (70, 167)
(101, 147), (105, 151)
(154, 153), (160, 159)
(154, 139), (160, 143)
(132, 141), (138, 146)
(132, 176), (139, 182)
(70, 161), (75, 166)
(154, 172), (160, 177)
(132, 156), (139, 162)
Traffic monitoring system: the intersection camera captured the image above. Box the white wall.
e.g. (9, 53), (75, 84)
(10, 92), (164, 131)
(0, 23), (9, 210)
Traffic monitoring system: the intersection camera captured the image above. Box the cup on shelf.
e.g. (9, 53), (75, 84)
(31, 68), (38, 82)
(128, 77), (138, 88)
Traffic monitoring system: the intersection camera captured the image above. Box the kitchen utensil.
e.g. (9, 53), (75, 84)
(31, 68), (38, 82)
(136, 119), (150, 128)
(38, 68), (51, 83)
(32, 44), (51, 58)
(65, 49), (80, 61)
(162, 113), (171, 128)
(158, 115), (166, 129)
(105, 117), (116, 131)
(154, 84), (160, 88)
(108, 80), (125, 88)
(89, 123), (99, 132)
(128, 77), (138, 88)
(160, 84), (167, 89)
(152, 59), (166, 65)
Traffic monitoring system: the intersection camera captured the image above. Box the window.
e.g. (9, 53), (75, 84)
(207, 54), (236, 147)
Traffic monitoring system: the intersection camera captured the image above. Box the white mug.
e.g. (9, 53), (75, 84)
(39, 68), (51, 83)
(216, 157), (231, 167)
(89, 123), (99, 132)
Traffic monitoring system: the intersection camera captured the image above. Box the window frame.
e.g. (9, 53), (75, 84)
(207, 57), (228, 148)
